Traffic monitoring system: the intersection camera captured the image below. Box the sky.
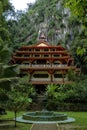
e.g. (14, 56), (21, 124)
(10, 0), (36, 10)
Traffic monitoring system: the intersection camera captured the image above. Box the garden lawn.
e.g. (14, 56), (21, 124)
(62, 112), (87, 126)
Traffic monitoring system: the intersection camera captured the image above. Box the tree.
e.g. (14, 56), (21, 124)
(0, 66), (32, 127)
(63, 77), (87, 104)
(0, 0), (14, 45)
(45, 79), (87, 111)
(46, 84), (66, 110)
(0, 75), (32, 127)
(0, 43), (19, 85)
(0, 42), (20, 116)
(65, 0), (87, 56)
(6, 82), (32, 127)
(65, 0), (87, 27)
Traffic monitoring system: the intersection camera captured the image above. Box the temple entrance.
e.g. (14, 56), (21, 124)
(34, 84), (46, 94)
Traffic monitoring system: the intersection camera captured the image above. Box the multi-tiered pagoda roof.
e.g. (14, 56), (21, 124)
(12, 39), (79, 85)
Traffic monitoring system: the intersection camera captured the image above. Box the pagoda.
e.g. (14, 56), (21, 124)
(12, 34), (78, 86)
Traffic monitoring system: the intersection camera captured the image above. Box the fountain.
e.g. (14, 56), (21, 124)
(16, 96), (75, 124)
(16, 110), (75, 124)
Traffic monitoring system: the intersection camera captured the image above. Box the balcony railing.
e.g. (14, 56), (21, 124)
(20, 64), (68, 68)
(20, 64), (76, 71)
(14, 56), (70, 60)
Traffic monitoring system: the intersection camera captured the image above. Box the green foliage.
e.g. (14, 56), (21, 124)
(65, 0), (87, 24)
(0, 75), (34, 109)
(77, 46), (86, 56)
(0, 78), (32, 127)
(0, 88), (8, 104)
(65, 79), (87, 103)
(0, 0), (13, 46)
(70, 36), (87, 74)
(6, 86), (32, 112)
(0, 63), (19, 89)
(0, 46), (19, 104)
(18, 76), (36, 99)
(46, 84), (66, 110)
(45, 75), (87, 110)
(0, 43), (11, 63)
(65, 0), (87, 58)
(67, 69), (77, 81)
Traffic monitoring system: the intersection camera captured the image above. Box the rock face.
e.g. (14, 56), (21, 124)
(30, 123), (60, 130)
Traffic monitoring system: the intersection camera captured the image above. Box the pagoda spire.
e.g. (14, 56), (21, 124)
(38, 31), (47, 41)
(38, 22), (47, 42)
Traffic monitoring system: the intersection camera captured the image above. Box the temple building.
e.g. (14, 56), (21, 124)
(12, 34), (79, 88)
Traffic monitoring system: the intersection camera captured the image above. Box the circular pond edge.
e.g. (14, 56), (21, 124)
(16, 116), (75, 124)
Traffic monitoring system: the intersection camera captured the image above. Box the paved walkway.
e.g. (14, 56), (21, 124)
(30, 123), (60, 130)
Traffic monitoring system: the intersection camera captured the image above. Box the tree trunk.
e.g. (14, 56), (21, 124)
(14, 111), (17, 127)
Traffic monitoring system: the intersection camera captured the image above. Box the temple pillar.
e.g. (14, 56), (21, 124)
(62, 70), (64, 83)
(51, 74), (53, 82)
(48, 70), (53, 83)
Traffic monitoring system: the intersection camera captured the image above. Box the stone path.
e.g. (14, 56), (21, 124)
(30, 123), (60, 130)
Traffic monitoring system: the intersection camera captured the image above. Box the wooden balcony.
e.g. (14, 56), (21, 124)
(13, 56), (70, 61)
(16, 50), (68, 55)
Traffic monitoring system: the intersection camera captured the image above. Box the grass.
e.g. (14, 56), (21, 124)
(0, 111), (87, 130)
(0, 111), (32, 130)
(0, 124), (32, 130)
(0, 111), (23, 120)
(63, 112), (87, 126)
